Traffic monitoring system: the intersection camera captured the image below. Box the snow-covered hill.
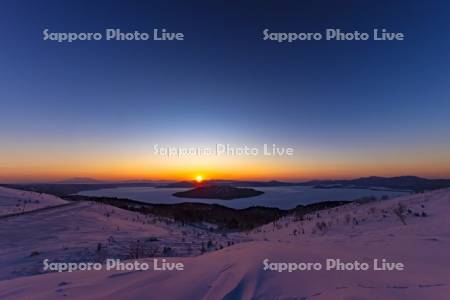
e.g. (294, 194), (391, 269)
(0, 188), (247, 281)
(248, 188), (450, 242)
(0, 186), (68, 217)
(0, 188), (449, 299)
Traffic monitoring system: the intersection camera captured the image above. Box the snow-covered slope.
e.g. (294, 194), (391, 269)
(0, 188), (247, 281)
(248, 188), (450, 242)
(0, 189), (449, 299)
(0, 186), (68, 217)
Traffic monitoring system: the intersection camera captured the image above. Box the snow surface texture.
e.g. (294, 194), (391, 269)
(0, 186), (67, 217)
(0, 189), (248, 281)
(0, 188), (449, 299)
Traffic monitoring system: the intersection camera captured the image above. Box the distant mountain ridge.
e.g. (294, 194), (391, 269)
(156, 180), (298, 188)
(56, 177), (104, 184)
(5, 176), (449, 197)
(157, 176), (450, 192)
(302, 176), (450, 192)
(56, 178), (159, 184)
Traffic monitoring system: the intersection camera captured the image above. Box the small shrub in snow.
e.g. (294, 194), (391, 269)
(127, 240), (157, 259)
(393, 203), (407, 225)
(315, 221), (327, 233)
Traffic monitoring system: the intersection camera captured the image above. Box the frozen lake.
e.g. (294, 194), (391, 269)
(79, 186), (409, 209)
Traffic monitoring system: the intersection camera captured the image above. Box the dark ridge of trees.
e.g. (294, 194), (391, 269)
(64, 194), (350, 231)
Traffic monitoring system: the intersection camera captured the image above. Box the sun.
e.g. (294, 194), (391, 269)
(195, 175), (203, 183)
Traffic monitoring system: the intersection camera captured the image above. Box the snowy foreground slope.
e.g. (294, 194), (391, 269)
(0, 188), (247, 281)
(0, 189), (449, 300)
(0, 186), (67, 217)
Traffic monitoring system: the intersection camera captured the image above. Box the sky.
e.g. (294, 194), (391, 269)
(0, 0), (449, 182)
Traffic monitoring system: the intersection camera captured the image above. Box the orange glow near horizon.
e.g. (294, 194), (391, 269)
(1, 144), (450, 182)
(2, 158), (450, 182)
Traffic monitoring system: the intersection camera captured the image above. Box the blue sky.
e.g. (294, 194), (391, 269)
(0, 0), (449, 181)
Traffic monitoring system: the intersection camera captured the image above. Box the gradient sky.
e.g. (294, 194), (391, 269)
(0, 0), (450, 182)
